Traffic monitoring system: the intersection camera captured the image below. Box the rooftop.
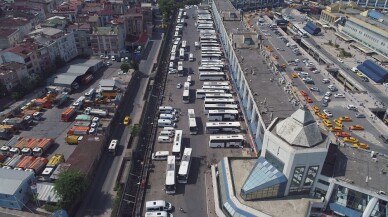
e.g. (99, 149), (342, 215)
(4, 43), (35, 57)
(349, 14), (388, 34)
(0, 169), (34, 195)
(29, 27), (63, 37)
(0, 28), (18, 37)
(92, 26), (119, 35)
(322, 144), (388, 194)
(0, 62), (26, 77)
(0, 17), (30, 28)
(228, 158), (320, 217)
(214, 0), (296, 126)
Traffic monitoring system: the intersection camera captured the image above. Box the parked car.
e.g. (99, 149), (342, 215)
(323, 109), (333, 117)
(334, 93), (345, 98)
(355, 113), (365, 118)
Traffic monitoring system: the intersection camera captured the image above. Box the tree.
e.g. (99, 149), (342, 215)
(120, 63), (130, 72)
(129, 60), (139, 71)
(54, 170), (88, 208)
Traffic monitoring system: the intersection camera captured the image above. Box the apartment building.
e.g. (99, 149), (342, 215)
(0, 62), (29, 91)
(67, 23), (93, 56)
(0, 17), (35, 49)
(90, 25), (125, 56)
(0, 43), (42, 76)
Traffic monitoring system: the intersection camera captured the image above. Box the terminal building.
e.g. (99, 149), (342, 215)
(210, 0), (388, 216)
(330, 0), (388, 9)
(230, 0), (284, 11)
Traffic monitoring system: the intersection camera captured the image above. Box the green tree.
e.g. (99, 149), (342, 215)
(54, 170), (88, 208)
(129, 60), (139, 71)
(120, 63), (130, 72)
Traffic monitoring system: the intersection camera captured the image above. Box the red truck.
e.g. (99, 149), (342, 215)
(61, 107), (76, 122)
(15, 156), (36, 170)
(32, 138), (54, 157)
(25, 157), (49, 174)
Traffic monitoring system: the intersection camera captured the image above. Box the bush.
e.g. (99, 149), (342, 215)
(44, 203), (61, 212)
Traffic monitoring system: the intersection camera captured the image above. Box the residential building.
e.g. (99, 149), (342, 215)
(0, 29), (20, 49)
(0, 62), (29, 91)
(0, 43), (42, 76)
(0, 169), (35, 210)
(90, 25), (125, 56)
(40, 16), (68, 30)
(28, 27), (78, 63)
(330, 0), (387, 9)
(319, 2), (363, 26)
(68, 23), (92, 56)
(51, 0), (82, 22)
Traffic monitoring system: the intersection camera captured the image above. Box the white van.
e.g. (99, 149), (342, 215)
(347, 105), (357, 110)
(160, 114), (178, 122)
(152, 151), (169, 161)
(189, 53), (194, 61)
(298, 72), (309, 77)
(194, 41), (200, 49)
(158, 119), (176, 128)
(160, 130), (174, 137)
(187, 76), (192, 85)
(163, 127), (175, 134)
(158, 136), (172, 143)
(159, 106), (176, 115)
(145, 200), (173, 212)
(145, 211), (173, 217)
(169, 62), (174, 71)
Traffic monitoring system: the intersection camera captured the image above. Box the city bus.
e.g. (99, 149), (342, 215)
(200, 35), (217, 40)
(200, 63), (224, 69)
(208, 109), (239, 121)
(202, 85), (231, 92)
(201, 50), (223, 55)
(172, 130), (183, 159)
(179, 48), (185, 60)
(201, 43), (220, 48)
(178, 61), (183, 77)
(208, 134), (245, 148)
(204, 98), (235, 105)
(165, 155), (176, 194)
(182, 40), (187, 50)
(183, 89), (190, 103)
(177, 148), (193, 183)
(204, 104), (238, 114)
(202, 47), (221, 51)
(203, 81), (230, 86)
(108, 140), (118, 155)
(205, 122), (241, 134)
(197, 26), (214, 30)
(196, 89), (225, 99)
(201, 53), (222, 60)
(205, 93), (233, 99)
(188, 109), (198, 134)
(198, 66), (222, 72)
(199, 72), (226, 81)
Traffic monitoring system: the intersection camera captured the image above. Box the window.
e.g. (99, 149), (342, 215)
(290, 166), (305, 187)
(304, 166), (319, 186)
(371, 199), (388, 217)
(265, 151), (284, 172)
(318, 179), (330, 186)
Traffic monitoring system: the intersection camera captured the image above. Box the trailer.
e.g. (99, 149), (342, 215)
(54, 92), (69, 107)
(84, 107), (108, 117)
(46, 154), (65, 168)
(25, 157), (48, 174)
(50, 163), (71, 181)
(32, 138), (54, 157)
(65, 135), (83, 145)
(1, 118), (28, 130)
(3, 155), (24, 169)
(67, 126), (89, 135)
(61, 107), (76, 122)
(15, 156), (36, 170)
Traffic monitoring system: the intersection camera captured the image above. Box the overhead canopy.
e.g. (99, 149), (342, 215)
(357, 60), (388, 83)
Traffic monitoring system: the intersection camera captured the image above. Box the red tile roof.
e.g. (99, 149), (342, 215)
(0, 29), (18, 37)
(0, 17), (30, 28)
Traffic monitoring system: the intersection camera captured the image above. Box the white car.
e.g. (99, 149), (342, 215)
(325, 91), (332, 97)
(176, 83), (182, 89)
(334, 93), (345, 98)
(337, 58), (344, 63)
(322, 79), (330, 84)
(313, 70), (320, 74)
(323, 109), (333, 117)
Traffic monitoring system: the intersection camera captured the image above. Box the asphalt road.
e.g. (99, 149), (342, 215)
(144, 6), (246, 217)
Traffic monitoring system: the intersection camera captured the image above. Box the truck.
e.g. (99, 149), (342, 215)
(34, 98), (52, 108)
(81, 74), (94, 85)
(65, 135), (83, 145)
(2, 118), (29, 130)
(47, 154), (65, 168)
(61, 107), (76, 122)
(9, 138), (29, 155)
(32, 138), (54, 157)
(0, 124), (19, 133)
(3, 155), (24, 169)
(21, 138), (39, 155)
(50, 163), (71, 181)
(72, 96), (86, 110)
(25, 157), (48, 174)
(84, 107), (108, 117)
(67, 126), (90, 135)
(15, 156), (36, 170)
(54, 92), (69, 107)
(0, 136), (21, 155)
(0, 129), (13, 140)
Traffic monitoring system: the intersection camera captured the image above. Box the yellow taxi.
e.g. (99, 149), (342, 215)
(123, 116), (131, 125)
(312, 105), (320, 113)
(323, 119), (332, 127)
(349, 125), (364, 130)
(291, 73), (298, 78)
(344, 137), (359, 143)
(356, 72), (364, 77)
(317, 112), (328, 119)
(329, 126), (343, 132)
(353, 143), (369, 149)
(333, 119), (343, 128)
(339, 116), (352, 122)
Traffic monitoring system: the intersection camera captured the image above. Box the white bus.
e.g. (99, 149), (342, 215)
(178, 61), (183, 77)
(208, 109), (239, 121)
(202, 50), (223, 55)
(196, 89), (225, 99)
(177, 148), (192, 183)
(201, 54), (222, 60)
(182, 40), (187, 50)
(202, 85), (231, 92)
(204, 104), (238, 114)
(204, 98), (235, 105)
(184, 81), (190, 90)
(188, 109), (198, 134)
(205, 93), (233, 99)
(165, 155), (176, 194)
(183, 89), (190, 103)
(198, 66), (222, 72)
(203, 82), (229, 86)
(197, 25), (214, 30)
(172, 130), (183, 159)
(108, 139), (118, 155)
(205, 122), (241, 134)
(179, 48), (185, 60)
(187, 76), (192, 85)
(199, 72), (226, 81)
(202, 47), (221, 51)
(209, 134), (245, 148)
(201, 43), (220, 48)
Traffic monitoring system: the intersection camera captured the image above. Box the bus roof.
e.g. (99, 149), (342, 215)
(206, 122), (241, 127)
(208, 109), (239, 114)
(209, 134), (244, 140)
